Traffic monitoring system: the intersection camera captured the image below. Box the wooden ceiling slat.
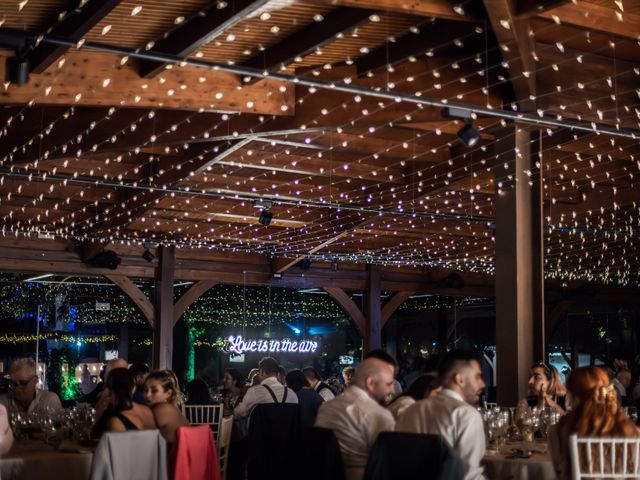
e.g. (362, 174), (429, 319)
(138, 0), (273, 78)
(29, 0), (124, 74)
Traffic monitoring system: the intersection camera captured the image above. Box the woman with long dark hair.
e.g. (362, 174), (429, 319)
(92, 368), (156, 436)
(548, 366), (640, 479)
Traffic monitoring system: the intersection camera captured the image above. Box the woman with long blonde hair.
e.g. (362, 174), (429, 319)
(548, 366), (640, 480)
(144, 369), (189, 448)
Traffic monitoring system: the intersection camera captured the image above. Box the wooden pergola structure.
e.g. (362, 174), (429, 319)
(0, 0), (639, 404)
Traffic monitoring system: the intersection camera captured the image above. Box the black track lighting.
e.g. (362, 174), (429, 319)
(258, 209), (273, 226)
(457, 122), (481, 148)
(142, 250), (155, 262)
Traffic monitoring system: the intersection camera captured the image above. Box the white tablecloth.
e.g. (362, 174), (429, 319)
(483, 441), (555, 480)
(0, 440), (93, 480)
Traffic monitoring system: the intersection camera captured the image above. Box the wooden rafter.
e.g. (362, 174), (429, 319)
(354, 19), (480, 76)
(173, 280), (217, 325)
(0, 51), (291, 115)
(314, 0), (480, 22)
(483, 0), (537, 110)
(138, 0), (272, 78)
(28, 0), (124, 74)
(241, 7), (376, 78)
(103, 273), (155, 328)
(381, 290), (414, 327)
(323, 286), (366, 335)
(538, 2), (640, 40)
(515, 0), (571, 18)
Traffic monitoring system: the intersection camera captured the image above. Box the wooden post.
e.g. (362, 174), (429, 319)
(494, 126), (545, 406)
(153, 245), (175, 369)
(363, 264), (382, 353)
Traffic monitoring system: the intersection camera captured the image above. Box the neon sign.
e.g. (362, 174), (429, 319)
(226, 335), (318, 354)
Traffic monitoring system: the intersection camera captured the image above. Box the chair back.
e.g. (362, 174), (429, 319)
(247, 403), (301, 480)
(90, 430), (167, 480)
(569, 434), (640, 479)
(182, 404), (223, 439)
(298, 427), (345, 480)
(169, 424), (220, 480)
(218, 416), (234, 480)
(363, 432), (463, 480)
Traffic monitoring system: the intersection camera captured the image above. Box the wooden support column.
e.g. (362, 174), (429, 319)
(363, 264), (382, 353)
(495, 126), (545, 406)
(153, 245), (175, 370)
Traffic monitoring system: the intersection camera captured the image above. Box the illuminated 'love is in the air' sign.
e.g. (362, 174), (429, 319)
(226, 335), (318, 354)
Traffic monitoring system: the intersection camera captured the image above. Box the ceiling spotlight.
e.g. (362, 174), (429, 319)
(142, 249), (155, 262)
(457, 122), (481, 148)
(258, 209), (273, 226)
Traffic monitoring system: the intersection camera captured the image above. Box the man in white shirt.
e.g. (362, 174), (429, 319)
(302, 367), (336, 401)
(0, 357), (62, 417)
(396, 350), (487, 480)
(315, 358), (396, 480)
(234, 357), (298, 419)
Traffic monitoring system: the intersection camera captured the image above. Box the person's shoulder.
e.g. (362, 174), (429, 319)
(39, 389), (62, 405)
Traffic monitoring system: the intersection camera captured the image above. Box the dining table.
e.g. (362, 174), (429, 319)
(483, 440), (556, 480)
(0, 438), (94, 480)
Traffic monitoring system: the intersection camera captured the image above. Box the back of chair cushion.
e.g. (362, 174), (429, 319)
(247, 403), (301, 480)
(363, 432), (464, 480)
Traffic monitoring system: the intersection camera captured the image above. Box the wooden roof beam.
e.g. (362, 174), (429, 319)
(354, 19), (481, 77)
(28, 0), (124, 74)
(241, 7), (377, 81)
(138, 0), (272, 78)
(0, 51), (292, 115)
(515, 0), (571, 18)
(314, 0), (480, 22)
(483, 0), (537, 111)
(538, 2), (640, 40)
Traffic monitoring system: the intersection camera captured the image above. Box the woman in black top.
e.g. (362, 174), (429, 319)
(92, 368), (156, 437)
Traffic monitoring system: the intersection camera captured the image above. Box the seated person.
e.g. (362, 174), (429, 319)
(315, 358), (396, 480)
(285, 369), (324, 427)
(234, 357), (298, 419)
(516, 362), (566, 424)
(0, 404), (13, 456)
(302, 367), (335, 401)
(395, 350), (486, 480)
(387, 373), (441, 420)
(0, 357), (62, 416)
(129, 362), (150, 405)
(548, 366), (640, 480)
(144, 370), (189, 446)
(185, 378), (213, 405)
(92, 368), (156, 436)
(342, 366), (355, 388)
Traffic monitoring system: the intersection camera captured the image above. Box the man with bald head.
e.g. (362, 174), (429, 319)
(0, 357), (62, 416)
(314, 357), (396, 480)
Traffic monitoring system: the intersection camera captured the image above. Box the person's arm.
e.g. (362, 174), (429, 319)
(365, 409), (395, 449)
(234, 386), (257, 418)
(454, 409), (487, 480)
(0, 405), (13, 456)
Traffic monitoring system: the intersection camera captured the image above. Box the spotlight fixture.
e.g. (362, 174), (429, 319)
(442, 106), (481, 149)
(457, 122), (481, 148)
(142, 250), (155, 262)
(89, 250), (121, 270)
(258, 209), (273, 226)
(300, 257), (312, 270)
